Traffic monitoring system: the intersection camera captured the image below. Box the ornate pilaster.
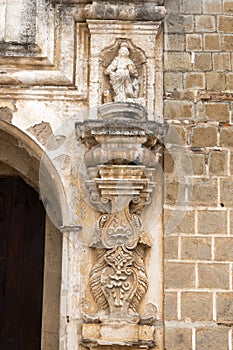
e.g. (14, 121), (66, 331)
(76, 103), (167, 348)
(75, 1), (166, 348)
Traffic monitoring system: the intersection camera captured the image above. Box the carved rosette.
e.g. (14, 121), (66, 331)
(76, 102), (167, 327)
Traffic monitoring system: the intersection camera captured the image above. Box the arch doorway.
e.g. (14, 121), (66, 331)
(0, 121), (66, 349)
(0, 177), (45, 349)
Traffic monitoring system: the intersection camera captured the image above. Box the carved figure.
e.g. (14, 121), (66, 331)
(105, 42), (139, 102)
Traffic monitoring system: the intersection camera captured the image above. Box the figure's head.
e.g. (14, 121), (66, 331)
(119, 42), (130, 57)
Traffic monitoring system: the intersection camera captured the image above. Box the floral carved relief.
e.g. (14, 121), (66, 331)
(76, 103), (167, 329)
(89, 203), (151, 324)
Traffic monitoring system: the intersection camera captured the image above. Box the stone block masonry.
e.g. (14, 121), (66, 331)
(0, 0), (233, 349)
(164, 0), (233, 349)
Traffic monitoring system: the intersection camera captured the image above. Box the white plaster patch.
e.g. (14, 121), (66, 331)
(12, 100), (58, 132)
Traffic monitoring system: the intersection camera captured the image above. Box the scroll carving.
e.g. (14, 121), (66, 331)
(76, 103), (167, 332)
(89, 202), (151, 323)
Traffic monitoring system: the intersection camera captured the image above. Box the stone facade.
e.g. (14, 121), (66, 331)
(0, 0), (233, 350)
(164, 0), (233, 349)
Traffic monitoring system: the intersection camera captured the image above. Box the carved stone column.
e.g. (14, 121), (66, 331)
(76, 103), (167, 349)
(75, 1), (166, 349)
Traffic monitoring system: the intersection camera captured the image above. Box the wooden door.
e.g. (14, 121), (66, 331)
(0, 178), (45, 350)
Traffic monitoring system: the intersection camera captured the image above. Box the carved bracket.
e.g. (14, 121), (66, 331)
(76, 102), (167, 348)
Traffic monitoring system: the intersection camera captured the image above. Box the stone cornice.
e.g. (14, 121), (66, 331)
(54, 0), (164, 5)
(85, 2), (166, 21)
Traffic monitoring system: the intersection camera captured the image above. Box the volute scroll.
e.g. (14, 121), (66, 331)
(76, 102), (167, 348)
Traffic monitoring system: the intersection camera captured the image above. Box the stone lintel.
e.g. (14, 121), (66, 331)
(55, 0), (163, 4)
(85, 3), (166, 22)
(93, 0), (164, 4)
(54, 0), (90, 4)
(81, 323), (156, 348)
(87, 20), (162, 36)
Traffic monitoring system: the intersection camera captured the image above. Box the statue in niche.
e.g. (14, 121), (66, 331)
(104, 42), (145, 105)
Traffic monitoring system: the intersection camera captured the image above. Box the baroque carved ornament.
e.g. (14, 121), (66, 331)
(76, 103), (167, 328)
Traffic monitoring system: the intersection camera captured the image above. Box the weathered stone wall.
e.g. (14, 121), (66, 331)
(1, 0), (233, 349)
(0, 1), (166, 349)
(164, 1), (233, 349)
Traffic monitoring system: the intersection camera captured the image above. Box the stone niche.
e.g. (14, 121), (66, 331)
(85, 1), (166, 121)
(100, 39), (147, 106)
(76, 102), (167, 350)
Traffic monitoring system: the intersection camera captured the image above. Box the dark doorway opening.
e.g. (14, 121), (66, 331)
(0, 178), (45, 350)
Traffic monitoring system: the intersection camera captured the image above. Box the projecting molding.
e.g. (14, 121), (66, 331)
(0, 0), (89, 98)
(0, 0), (166, 105)
(85, 2), (166, 22)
